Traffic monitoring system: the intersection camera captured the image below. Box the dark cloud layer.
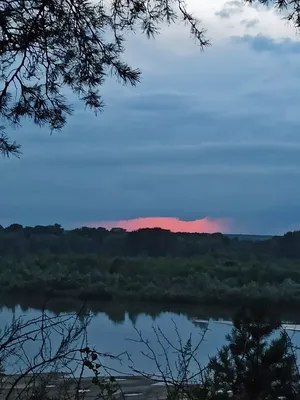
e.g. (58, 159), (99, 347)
(2, 27), (300, 234)
(232, 34), (300, 54)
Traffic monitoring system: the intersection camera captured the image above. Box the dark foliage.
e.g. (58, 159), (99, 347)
(1, 225), (300, 305)
(200, 304), (300, 400)
(0, 224), (299, 259)
(0, 126), (21, 157)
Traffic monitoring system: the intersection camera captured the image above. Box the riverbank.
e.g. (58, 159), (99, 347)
(0, 373), (168, 399)
(2, 254), (300, 308)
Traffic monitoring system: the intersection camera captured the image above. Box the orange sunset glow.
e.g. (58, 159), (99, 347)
(87, 217), (232, 233)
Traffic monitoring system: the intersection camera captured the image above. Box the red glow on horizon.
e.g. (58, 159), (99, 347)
(87, 217), (232, 233)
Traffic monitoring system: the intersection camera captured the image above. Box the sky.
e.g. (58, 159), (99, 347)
(2, 0), (300, 235)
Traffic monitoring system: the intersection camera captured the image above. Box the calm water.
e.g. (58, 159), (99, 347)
(1, 297), (300, 379)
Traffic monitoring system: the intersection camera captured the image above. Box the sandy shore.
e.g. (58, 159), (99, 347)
(0, 373), (169, 399)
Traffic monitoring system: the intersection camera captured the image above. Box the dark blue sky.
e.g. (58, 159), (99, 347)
(1, 0), (300, 234)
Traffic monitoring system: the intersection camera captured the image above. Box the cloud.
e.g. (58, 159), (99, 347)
(123, 92), (193, 113)
(232, 34), (300, 54)
(28, 140), (300, 170)
(215, 0), (245, 19)
(240, 18), (259, 29)
(215, 9), (235, 19)
(87, 217), (232, 233)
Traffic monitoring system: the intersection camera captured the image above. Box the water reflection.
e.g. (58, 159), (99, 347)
(1, 296), (300, 377)
(0, 295), (235, 323)
(192, 319), (209, 330)
(2, 295), (300, 325)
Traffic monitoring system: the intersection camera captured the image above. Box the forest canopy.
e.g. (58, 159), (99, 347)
(1, 225), (300, 307)
(0, 223), (298, 259)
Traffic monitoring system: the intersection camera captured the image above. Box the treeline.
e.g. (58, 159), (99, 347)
(1, 223), (300, 259)
(2, 224), (300, 306)
(1, 253), (300, 306)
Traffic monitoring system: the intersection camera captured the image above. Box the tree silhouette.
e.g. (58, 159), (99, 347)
(201, 304), (300, 400)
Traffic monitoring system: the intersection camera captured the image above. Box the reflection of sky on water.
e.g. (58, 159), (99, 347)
(1, 305), (300, 379)
(192, 320), (209, 330)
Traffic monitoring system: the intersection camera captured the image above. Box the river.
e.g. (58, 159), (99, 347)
(1, 297), (300, 379)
